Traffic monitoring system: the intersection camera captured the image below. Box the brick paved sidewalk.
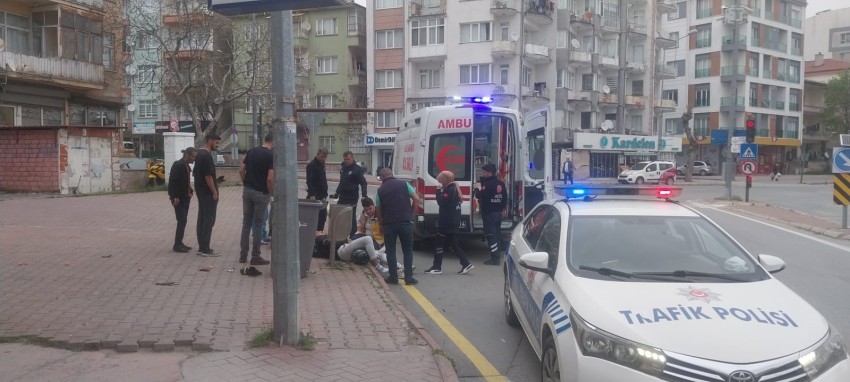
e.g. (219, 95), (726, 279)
(0, 187), (456, 381)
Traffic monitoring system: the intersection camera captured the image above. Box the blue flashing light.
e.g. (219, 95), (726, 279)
(570, 188), (587, 197)
(454, 96), (495, 104)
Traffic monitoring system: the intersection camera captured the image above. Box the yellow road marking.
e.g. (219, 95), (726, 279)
(403, 285), (510, 382)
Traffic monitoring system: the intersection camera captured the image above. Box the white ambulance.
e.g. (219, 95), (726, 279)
(392, 101), (546, 240)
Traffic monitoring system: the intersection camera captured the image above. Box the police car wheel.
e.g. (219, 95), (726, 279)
(504, 273), (520, 327)
(635, 177), (645, 184)
(541, 335), (560, 382)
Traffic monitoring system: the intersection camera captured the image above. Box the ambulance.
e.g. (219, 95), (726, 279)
(391, 99), (552, 240)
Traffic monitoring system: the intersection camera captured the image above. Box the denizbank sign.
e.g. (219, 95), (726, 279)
(365, 134), (396, 146)
(575, 133), (682, 152)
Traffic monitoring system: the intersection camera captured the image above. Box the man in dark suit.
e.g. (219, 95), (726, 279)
(168, 147), (197, 253)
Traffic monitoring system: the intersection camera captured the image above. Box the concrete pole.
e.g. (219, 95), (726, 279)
(269, 10), (299, 347)
(648, 0), (658, 157)
(726, 0), (743, 201)
(616, 0), (627, 134)
(252, 13), (259, 148)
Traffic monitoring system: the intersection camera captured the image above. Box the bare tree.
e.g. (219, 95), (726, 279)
(680, 105), (697, 182)
(125, 0), (271, 144)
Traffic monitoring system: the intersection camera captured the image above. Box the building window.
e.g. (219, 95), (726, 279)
(557, 69), (568, 88)
(631, 80), (644, 96)
(665, 118), (683, 135)
(138, 100), (158, 118)
(580, 112), (592, 129)
(696, 26), (711, 48)
(668, 32), (680, 48)
(629, 116), (642, 131)
(696, 0), (711, 18)
(138, 65), (157, 84)
(316, 57), (338, 74)
(695, 84), (710, 107)
(748, 52), (759, 76)
(581, 74), (595, 91)
(693, 113), (709, 136)
(349, 131), (367, 155)
(410, 101), (443, 113)
(500, 65), (510, 85)
(376, 0), (403, 9)
(376, 110), (399, 128)
(521, 66), (531, 87)
(316, 95), (335, 108)
(459, 64), (491, 84)
(668, 2), (687, 20)
(316, 18), (338, 36)
(840, 32), (850, 44)
(319, 136), (335, 154)
(1, 11), (30, 54)
(347, 9), (361, 34)
(245, 96), (255, 113)
(668, 60), (685, 77)
(695, 55), (711, 78)
(662, 89), (678, 103)
(376, 29), (403, 49)
(749, 83), (758, 106)
(419, 69), (441, 89)
(245, 23), (259, 41)
(500, 23), (510, 41)
(103, 33), (115, 70)
(376, 69), (403, 89)
(411, 18), (444, 47)
(460, 22), (491, 43)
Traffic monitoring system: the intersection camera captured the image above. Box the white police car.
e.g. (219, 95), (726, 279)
(504, 185), (849, 381)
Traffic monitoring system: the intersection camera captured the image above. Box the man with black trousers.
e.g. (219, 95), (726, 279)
(306, 148), (329, 233)
(376, 167), (420, 285)
(168, 147), (197, 253)
(475, 164), (507, 265)
(425, 170), (473, 275)
(239, 132), (274, 265)
(332, 151), (367, 237)
(194, 133), (222, 257)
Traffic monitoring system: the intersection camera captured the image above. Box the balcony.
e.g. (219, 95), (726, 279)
(599, 55), (618, 69)
(408, 44), (447, 62)
(409, 0), (446, 17)
(657, 0), (678, 14)
(492, 84), (519, 99)
(656, 98), (677, 111)
(695, 38), (711, 49)
(696, 8), (711, 18)
(570, 50), (592, 66)
(722, 35), (747, 51)
(628, 23), (647, 39)
(524, 0), (553, 26)
(569, 11), (594, 30)
(720, 96), (745, 112)
(789, 103), (800, 111)
(491, 41), (518, 58)
(655, 64), (677, 79)
(748, 66), (759, 77)
(600, 15), (620, 33)
(0, 51), (104, 90)
(625, 95), (645, 108)
(720, 65), (745, 82)
(522, 84), (550, 108)
(599, 93), (618, 104)
(524, 44), (551, 65)
(568, 90), (593, 102)
(695, 68), (710, 78)
(490, 0), (519, 16)
(656, 35), (677, 49)
(627, 60), (646, 73)
(780, 130), (799, 139)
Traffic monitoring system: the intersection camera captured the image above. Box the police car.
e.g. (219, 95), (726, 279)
(503, 185), (849, 381)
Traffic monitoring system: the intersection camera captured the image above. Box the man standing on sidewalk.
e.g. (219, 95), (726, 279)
(376, 167), (420, 285)
(562, 158), (574, 185)
(306, 148), (329, 234)
(168, 147), (197, 253)
(195, 133), (222, 257)
(238, 132), (274, 265)
(332, 151), (367, 237)
(475, 164), (507, 265)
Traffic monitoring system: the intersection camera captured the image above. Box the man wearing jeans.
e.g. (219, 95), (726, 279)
(375, 168), (420, 285)
(238, 132), (274, 265)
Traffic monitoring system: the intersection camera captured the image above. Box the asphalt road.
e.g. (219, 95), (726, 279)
(391, 201), (850, 381)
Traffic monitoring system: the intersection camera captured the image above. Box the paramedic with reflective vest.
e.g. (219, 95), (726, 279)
(474, 164), (507, 266)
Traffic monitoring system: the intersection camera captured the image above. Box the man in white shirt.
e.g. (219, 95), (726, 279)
(563, 159), (574, 185)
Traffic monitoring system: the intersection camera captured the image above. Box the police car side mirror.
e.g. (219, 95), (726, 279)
(518, 252), (553, 276)
(758, 254), (786, 274)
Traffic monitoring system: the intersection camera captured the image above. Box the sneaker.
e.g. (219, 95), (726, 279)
(459, 264), (474, 275)
(384, 276), (399, 285)
(404, 278), (418, 285)
(238, 256), (247, 264)
(250, 257), (270, 265)
(178, 244), (192, 251)
(173, 245), (189, 253)
(484, 258), (500, 266)
(197, 250), (220, 257)
(424, 268), (442, 275)
(376, 265), (389, 274)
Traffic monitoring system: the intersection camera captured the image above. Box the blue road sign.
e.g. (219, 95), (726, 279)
(739, 144), (758, 159)
(710, 129), (728, 144)
(833, 147), (850, 173)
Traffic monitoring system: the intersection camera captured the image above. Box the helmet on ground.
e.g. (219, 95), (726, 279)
(351, 248), (370, 265)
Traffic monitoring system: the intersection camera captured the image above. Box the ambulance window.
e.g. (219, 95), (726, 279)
(527, 129), (545, 180)
(429, 133), (469, 181)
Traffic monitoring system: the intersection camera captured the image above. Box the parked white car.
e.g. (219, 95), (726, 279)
(618, 161), (675, 184)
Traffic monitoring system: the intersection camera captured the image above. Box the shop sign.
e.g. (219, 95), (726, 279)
(365, 133), (396, 146)
(133, 122), (156, 135)
(575, 133), (681, 153)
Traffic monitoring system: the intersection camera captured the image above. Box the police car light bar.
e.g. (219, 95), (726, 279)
(554, 185), (683, 200)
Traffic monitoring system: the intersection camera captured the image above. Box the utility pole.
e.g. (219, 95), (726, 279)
(724, 0), (748, 200)
(269, 10), (299, 347)
(648, 0), (658, 158)
(616, 0), (627, 134)
(251, 13), (259, 148)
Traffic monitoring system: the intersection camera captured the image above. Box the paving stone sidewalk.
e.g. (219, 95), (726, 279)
(0, 187), (456, 381)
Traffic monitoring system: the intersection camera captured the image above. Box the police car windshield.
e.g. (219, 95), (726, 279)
(568, 215), (770, 282)
(630, 162), (650, 171)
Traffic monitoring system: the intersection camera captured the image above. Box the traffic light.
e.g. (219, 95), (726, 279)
(745, 116), (756, 143)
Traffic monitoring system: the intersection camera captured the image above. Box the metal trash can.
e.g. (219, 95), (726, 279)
(298, 199), (325, 278)
(327, 203), (353, 266)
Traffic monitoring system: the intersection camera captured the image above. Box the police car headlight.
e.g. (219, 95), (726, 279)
(571, 310), (666, 377)
(799, 327), (847, 379)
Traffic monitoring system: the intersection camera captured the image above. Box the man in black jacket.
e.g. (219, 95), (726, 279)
(306, 148), (329, 233)
(425, 171), (473, 275)
(475, 164), (507, 265)
(332, 151), (368, 236)
(168, 147), (197, 253)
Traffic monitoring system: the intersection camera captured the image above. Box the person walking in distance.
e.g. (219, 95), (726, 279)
(475, 164), (507, 265)
(194, 133), (222, 257)
(376, 167), (420, 285)
(563, 158), (574, 185)
(168, 147), (197, 253)
(306, 148), (329, 234)
(238, 132), (274, 265)
(425, 171), (473, 275)
(332, 151), (367, 237)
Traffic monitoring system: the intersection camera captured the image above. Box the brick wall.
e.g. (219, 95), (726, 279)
(0, 129), (60, 192)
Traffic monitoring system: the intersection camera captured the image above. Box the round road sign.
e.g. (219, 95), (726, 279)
(739, 160), (757, 175)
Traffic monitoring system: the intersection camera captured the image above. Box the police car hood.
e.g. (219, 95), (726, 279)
(570, 278), (828, 363)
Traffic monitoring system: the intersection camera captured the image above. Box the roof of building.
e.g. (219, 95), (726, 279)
(805, 59), (850, 75)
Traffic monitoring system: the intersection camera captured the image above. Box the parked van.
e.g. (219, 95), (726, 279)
(617, 161), (675, 184)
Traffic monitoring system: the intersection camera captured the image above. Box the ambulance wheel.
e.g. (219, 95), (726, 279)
(635, 177), (645, 184)
(541, 335), (560, 382)
(504, 270), (520, 327)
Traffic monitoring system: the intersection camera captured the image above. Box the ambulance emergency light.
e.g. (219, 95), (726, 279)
(452, 95), (494, 104)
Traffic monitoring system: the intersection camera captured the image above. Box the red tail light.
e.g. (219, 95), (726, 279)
(415, 177), (425, 215)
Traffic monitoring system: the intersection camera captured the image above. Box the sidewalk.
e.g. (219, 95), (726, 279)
(0, 187), (456, 381)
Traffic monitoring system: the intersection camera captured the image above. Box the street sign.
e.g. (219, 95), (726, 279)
(835, 174), (850, 206)
(208, 0), (351, 16)
(833, 147), (850, 174)
(731, 136), (746, 153)
(710, 129), (728, 145)
(739, 143), (758, 159)
(739, 160), (757, 175)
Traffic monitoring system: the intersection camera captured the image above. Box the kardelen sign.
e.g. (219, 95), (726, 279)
(208, 0), (352, 16)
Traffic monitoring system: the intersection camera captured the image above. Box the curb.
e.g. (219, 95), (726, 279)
(702, 200), (850, 241)
(370, 267), (460, 382)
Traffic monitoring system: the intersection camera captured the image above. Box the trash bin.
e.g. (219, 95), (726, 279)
(327, 203), (353, 266)
(298, 199), (325, 278)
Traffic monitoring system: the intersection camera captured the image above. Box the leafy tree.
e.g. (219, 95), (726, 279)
(821, 69), (850, 135)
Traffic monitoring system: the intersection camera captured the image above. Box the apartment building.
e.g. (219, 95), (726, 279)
(661, 0), (805, 173)
(803, 7), (850, 62)
(802, 54), (849, 172)
(0, 0), (128, 193)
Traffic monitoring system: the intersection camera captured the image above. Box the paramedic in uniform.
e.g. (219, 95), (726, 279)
(475, 164), (507, 265)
